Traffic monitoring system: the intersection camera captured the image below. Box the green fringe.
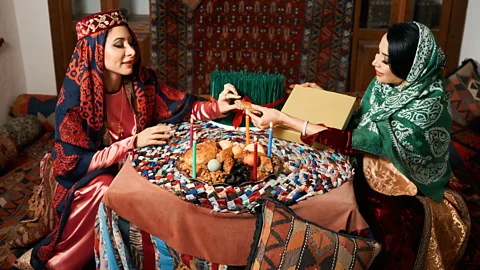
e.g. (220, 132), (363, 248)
(210, 71), (285, 127)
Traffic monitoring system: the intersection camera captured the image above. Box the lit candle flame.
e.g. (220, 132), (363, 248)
(254, 136), (258, 142)
(190, 117), (194, 123)
(269, 122), (273, 128)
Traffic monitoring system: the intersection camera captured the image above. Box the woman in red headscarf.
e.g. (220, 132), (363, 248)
(31, 10), (239, 269)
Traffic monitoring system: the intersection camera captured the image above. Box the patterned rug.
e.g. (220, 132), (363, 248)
(149, 0), (355, 93)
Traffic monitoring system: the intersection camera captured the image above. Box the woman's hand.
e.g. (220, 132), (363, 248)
(135, 124), (172, 148)
(217, 83), (241, 114)
(287, 82), (322, 93)
(247, 104), (286, 129)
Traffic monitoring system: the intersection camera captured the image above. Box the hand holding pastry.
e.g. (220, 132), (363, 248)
(247, 104), (285, 130)
(217, 83), (241, 114)
(234, 100), (263, 117)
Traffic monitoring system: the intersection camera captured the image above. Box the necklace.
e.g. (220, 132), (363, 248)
(117, 89), (124, 138)
(109, 88), (124, 138)
(394, 80), (407, 90)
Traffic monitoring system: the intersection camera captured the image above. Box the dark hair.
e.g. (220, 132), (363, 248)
(387, 22), (419, 80)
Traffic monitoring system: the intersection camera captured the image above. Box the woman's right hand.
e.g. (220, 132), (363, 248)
(135, 124), (172, 148)
(247, 104), (286, 129)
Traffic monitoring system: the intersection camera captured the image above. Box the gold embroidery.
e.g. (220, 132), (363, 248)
(363, 154), (418, 196)
(415, 189), (470, 270)
(76, 12), (127, 40)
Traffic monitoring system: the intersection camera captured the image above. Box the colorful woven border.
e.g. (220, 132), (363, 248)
(130, 122), (354, 213)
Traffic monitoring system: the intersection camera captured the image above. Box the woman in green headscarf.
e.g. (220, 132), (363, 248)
(246, 22), (470, 269)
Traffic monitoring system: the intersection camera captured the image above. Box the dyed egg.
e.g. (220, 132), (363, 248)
(232, 145), (243, 156)
(243, 153), (256, 167)
(207, 159), (221, 172)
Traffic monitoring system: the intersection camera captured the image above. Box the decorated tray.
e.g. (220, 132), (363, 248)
(129, 122), (355, 213)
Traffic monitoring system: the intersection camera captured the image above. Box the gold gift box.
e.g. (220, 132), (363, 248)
(273, 85), (357, 149)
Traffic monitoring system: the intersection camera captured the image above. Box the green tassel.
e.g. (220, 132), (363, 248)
(210, 71), (285, 127)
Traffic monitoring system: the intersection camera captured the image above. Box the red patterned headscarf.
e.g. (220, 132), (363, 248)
(32, 11), (196, 268)
(53, 10), (196, 189)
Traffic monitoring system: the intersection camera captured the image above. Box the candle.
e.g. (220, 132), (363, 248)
(253, 136), (258, 181)
(268, 122), (273, 158)
(189, 117), (194, 149)
(245, 110), (250, 145)
(192, 132), (197, 179)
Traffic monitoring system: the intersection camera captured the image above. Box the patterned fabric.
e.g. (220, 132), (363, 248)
(0, 115), (44, 149)
(0, 135), (17, 172)
(353, 169), (425, 269)
(5, 154), (57, 249)
(415, 187), (470, 270)
(9, 94), (57, 131)
(446, 59), (480, 126)
(449, 172), (480, 269)
(247, 198), (381, 269)
(150, 0), (355, 93)
(0, 132), (53, 269)
(13, 248), (33, 270)
(95, 203), (230, 269)
(31, 16), (198, 268)
(75, 10), (127, 40)
(351, 22), (451, 202)
(450, 121), (480, 173)
(446, 61), (480, 268)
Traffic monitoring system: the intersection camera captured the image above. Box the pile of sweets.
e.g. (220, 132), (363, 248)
(176, 137), (284, 185)
(130, 122), (355, 213)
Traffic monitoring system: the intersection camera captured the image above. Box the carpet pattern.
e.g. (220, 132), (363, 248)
(150, 0), (355, 94)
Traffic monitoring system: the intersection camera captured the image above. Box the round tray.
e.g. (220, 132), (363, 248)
(129, 121), (354, 213)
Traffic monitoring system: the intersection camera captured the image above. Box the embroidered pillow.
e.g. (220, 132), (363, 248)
(446, 59), (480, 126)
(5, 154), (57, 249)
(247, 198), (381, 269)
(9, 94), (57, 131)
(0, 135), (18, 172)
(450, 121), (480, 173)
(0, 115), (44, 149)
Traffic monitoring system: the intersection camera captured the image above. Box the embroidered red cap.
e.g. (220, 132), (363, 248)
(75, 10), (127, 40)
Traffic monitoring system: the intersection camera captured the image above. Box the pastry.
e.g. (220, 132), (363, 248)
(234, 100), (263, 117)
(176, 138), (280, 185)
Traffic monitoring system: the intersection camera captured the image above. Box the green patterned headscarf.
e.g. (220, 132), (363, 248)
(352, 22), (451, 202)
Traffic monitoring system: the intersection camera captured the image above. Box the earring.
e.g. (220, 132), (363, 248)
(395, 80), (407, 90)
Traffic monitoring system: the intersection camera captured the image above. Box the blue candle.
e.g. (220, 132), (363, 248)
(268, 122), (273, 158)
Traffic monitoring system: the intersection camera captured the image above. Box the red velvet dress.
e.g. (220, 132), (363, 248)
(301, 127), (424, 269)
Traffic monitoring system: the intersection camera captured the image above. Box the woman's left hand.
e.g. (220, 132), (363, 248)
(217, 83), (241, 114)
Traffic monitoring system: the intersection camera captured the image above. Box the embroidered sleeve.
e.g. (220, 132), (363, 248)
(190, 100), (225, 121)
(300, 125), (362, 155)
(87, 135), (137, 173)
